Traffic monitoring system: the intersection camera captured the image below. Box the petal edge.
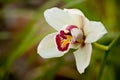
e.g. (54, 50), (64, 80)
(73, 43), (92, 73)
(84, 21), (107, 43)
(37, 33), (67, 58)
(44, 7), (73, 31)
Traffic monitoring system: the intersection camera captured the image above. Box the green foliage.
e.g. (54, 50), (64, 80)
(0, 0), (120, 80)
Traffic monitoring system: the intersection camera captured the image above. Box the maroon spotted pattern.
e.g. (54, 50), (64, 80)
(56, 30), (70, 52)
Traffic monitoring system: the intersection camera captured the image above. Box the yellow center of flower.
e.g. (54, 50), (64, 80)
(61, 35), (72, 48)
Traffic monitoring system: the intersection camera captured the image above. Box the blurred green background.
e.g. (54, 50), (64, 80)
(0, 0), (120, 80)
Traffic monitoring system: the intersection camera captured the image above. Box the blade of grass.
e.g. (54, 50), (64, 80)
(6, 0), (60, 69)
(3, 0), (60, 79)
(62, 0), (85, 8)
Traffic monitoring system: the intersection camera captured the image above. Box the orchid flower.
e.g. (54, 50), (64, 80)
(37, 7), (107, 74)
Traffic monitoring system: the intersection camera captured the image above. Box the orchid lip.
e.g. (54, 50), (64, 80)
(55, 25), (85, 52)
(56, 30), (71, 52)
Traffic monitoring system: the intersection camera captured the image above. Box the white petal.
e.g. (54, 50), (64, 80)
(84, 21), (107, 43)
(37, 33), (68, 58)
(64, 9), (84, 16)
(44, 7), (73, 31)
(73, 43), (92, 74)
(64, 9), (85, 28)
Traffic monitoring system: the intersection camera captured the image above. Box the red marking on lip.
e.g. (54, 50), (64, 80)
(66, 25), (78, 32)
(59, 30), (67, 39)
(56, 25), (78, 52)
(56, 30), (70, 52)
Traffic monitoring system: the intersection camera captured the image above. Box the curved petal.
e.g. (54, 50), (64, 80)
(73, 43), (92, 74)
(64, 9), (85, 28)
(84, 21), (107, 43)
(44, 7), (73, 31)
(37, 33), (68, 58)
(64, 9), (84, 16)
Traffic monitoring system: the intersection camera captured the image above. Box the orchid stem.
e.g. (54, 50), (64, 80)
(97, 50), (109, 80)
(93, 42), (108, 51)
(97, 35), (120, 80)
(108, 35), (120, 50)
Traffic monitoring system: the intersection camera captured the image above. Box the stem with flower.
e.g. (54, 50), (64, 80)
(37, 7), (108, 74)
(95, 35), (120, 80)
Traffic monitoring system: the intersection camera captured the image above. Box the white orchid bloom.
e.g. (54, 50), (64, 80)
(37, 7), (107, 74)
